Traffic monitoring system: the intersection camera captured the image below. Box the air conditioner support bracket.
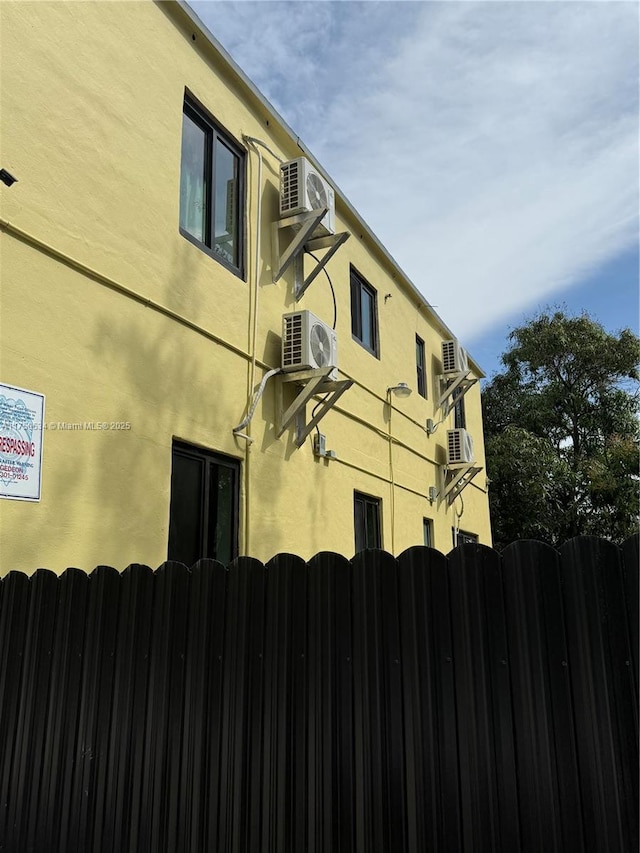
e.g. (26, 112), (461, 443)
(295, 232), (350, 298)
(441, 462), (483, 506)
(275, 367), (353, 447)
(271, 211), (350, 297)
(437, 371), (477, 416)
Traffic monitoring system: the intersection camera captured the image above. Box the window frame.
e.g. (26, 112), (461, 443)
(350, 266), (380, 357)
(452, 528), (478, 547)
(416, 335), (427, 398)
(179, 94), (246, 278)
(453, 387), (466, 429)
(168, 440), (240, 566)
(354, 490), (382, 552)
(423, 517), (434, 548)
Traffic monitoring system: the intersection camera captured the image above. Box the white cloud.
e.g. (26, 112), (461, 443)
(191, 1), (639, 343)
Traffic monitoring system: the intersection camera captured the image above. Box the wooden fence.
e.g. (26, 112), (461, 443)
(0, 536), (637, 852)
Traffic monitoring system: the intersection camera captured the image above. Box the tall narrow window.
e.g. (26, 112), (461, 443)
(453, 387), (466, 429)
(350, 267), (379, 356)
(354, 491), (382, 552)
(423, 518), (434, 547)
(180, 112), (207, 243)
(416, 335), (427, 398)
(179, 97), (244, 276)
(168, 441), (240, 566)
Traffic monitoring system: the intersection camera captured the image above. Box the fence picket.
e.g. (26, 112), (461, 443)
(0, 536), (636, 852)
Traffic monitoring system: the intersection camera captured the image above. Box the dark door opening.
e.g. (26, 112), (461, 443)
(168, 441), (240, 566)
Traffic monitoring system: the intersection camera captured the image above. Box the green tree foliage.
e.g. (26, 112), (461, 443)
(483, 310), (639, 548)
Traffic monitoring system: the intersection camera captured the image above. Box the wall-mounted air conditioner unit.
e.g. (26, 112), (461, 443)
(447, 428), (474, 465)
(441, 340), (469, 375)
(280, 157), (335, 236)
(282, 310), (337, 375)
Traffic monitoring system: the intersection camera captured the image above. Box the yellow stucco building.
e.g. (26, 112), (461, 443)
(0, 0), (491, 573)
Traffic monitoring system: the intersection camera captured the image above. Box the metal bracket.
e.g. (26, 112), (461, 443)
(437, 371), (478, 416)
(295, 231), (350, 298)
(271, 211), (350, 297)
(442, 462), (482, 505)
(272, 210), (327, 283)
(275, 367), (354, 447)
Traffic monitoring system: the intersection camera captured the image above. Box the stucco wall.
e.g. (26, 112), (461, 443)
(0, 0), (491, 572)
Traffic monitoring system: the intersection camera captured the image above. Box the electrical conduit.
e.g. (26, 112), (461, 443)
(237, 135), (283, 556)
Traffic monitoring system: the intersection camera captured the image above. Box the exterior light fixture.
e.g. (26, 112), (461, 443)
(0, 169), (18, 187)
(388, 382), (412, 399)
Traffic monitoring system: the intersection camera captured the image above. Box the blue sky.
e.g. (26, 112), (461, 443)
(190, 0), (639, 381)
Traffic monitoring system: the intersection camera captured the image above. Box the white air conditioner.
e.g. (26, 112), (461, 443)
(447, 428), (474, 465)
(280, 157), (335, 236)
(441, 340), (468, 375)
(282, 310), (338, 375)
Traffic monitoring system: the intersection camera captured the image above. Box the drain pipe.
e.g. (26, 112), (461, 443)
(237, 136), (283, 556)
(453, 494), (465, 546)
(246, 138), (263, 422)
(233, 366), (282, 438)
(241, 137), (262, 557)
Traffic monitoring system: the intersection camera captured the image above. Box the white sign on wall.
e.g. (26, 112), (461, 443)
(0, 383), (45, 501)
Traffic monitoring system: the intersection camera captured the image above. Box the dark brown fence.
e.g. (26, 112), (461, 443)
(0, 536), (637, 852)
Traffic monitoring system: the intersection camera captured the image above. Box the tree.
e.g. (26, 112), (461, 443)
(483, 309), (639, 549)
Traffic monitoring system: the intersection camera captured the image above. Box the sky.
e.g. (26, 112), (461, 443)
(190, 0), (639, 380)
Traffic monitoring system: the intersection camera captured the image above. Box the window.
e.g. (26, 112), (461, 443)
(453, 387), (466, 429)
(452, 528), (478, 547)
(354, 491), (382, 552)
(423, 518), (434, 547)
(416, 335), (427, 398)
(350, 267), (379, 356)
(168, 441), (240, 566)
(179, 96), (244, 276)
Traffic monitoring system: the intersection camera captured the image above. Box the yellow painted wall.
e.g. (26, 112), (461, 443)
(0, 0), (491, 574)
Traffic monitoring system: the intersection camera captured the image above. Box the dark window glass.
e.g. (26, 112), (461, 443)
(213, 138), (239, 266)
(168, 452), (204, 568)
(354, 491), (382, 552)
(423, 518), (433, 547)
(179, 98), (244, 275)
(416, 335), (427, 398)
(212, 464), (234, 564)
(454, 387), (466, 429)
(360, 287), (374, 350)
(350, 266), (379, 356)
(180, 113), (207, 242)
(168, 442), (239, 566)
(452, 528), (478, 547)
